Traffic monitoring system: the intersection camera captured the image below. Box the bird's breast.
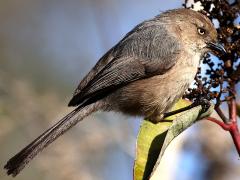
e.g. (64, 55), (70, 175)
(108, 51), (201, 118)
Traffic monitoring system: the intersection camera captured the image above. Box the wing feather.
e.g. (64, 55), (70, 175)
(68, 20), (181, 106)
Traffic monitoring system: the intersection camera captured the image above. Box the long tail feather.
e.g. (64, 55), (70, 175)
(4, 102), (101, 177)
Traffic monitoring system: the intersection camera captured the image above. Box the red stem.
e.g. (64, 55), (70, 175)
(206, 99), (240, 157)
(206, 117), (231, 130)
(229, 99), (240, 156)
(229, 123), (240, 156)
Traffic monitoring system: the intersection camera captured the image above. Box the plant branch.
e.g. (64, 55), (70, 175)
(206, 117), (231, 130)
(206, 101), (240, 156)
(214, 106), (229, 123)
(229, 99), (240, 156)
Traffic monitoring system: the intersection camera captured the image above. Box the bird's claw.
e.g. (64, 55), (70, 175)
(194, 97), (211, 113)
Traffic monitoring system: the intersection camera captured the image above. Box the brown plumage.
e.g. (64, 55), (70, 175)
(4, 8), (225, 177)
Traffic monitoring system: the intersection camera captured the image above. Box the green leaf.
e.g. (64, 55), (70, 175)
(150, 103), (214, 179)
(134, 100), (214, 180)
(133, 99), (191, 180)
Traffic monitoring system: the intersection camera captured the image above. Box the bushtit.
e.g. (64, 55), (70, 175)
(5, 8), (225, 176)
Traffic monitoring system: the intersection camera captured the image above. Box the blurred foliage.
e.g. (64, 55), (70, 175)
(0, 0), (145, 179)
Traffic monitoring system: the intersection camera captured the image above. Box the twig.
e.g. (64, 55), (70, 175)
(229, 99), (240, 156)
(206, 117), (230, 130)
(214, 106), (229, 123)
(206, 100), (240, 156)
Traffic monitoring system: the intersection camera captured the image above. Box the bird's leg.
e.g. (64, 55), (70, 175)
(163, 98), (211, 119)
(163, 104), (196, 119)
(147, 98), (210, 124)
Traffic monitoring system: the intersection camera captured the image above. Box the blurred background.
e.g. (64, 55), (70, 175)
(0, 0), (239, 180)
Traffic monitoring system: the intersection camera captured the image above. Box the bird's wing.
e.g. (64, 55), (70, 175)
(68, 20), (181, 106)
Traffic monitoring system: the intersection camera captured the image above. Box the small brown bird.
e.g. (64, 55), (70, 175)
(4, 8), (225, 176)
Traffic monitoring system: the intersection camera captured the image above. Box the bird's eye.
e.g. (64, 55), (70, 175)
(197, 28), (206, 35)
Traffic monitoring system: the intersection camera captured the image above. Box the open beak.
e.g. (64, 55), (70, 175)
(206, 42), (227, 55)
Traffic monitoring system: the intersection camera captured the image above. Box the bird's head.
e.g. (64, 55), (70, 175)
(161, 8), (226, 56)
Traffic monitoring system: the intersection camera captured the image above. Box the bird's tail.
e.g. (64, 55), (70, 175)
(4, 102), (102, 177)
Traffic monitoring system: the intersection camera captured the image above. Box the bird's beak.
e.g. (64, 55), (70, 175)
(206, 42), (227, 55)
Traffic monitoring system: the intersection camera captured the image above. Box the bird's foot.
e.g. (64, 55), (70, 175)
(193, 97), (211, 113)
(146, 114), (164, 124)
